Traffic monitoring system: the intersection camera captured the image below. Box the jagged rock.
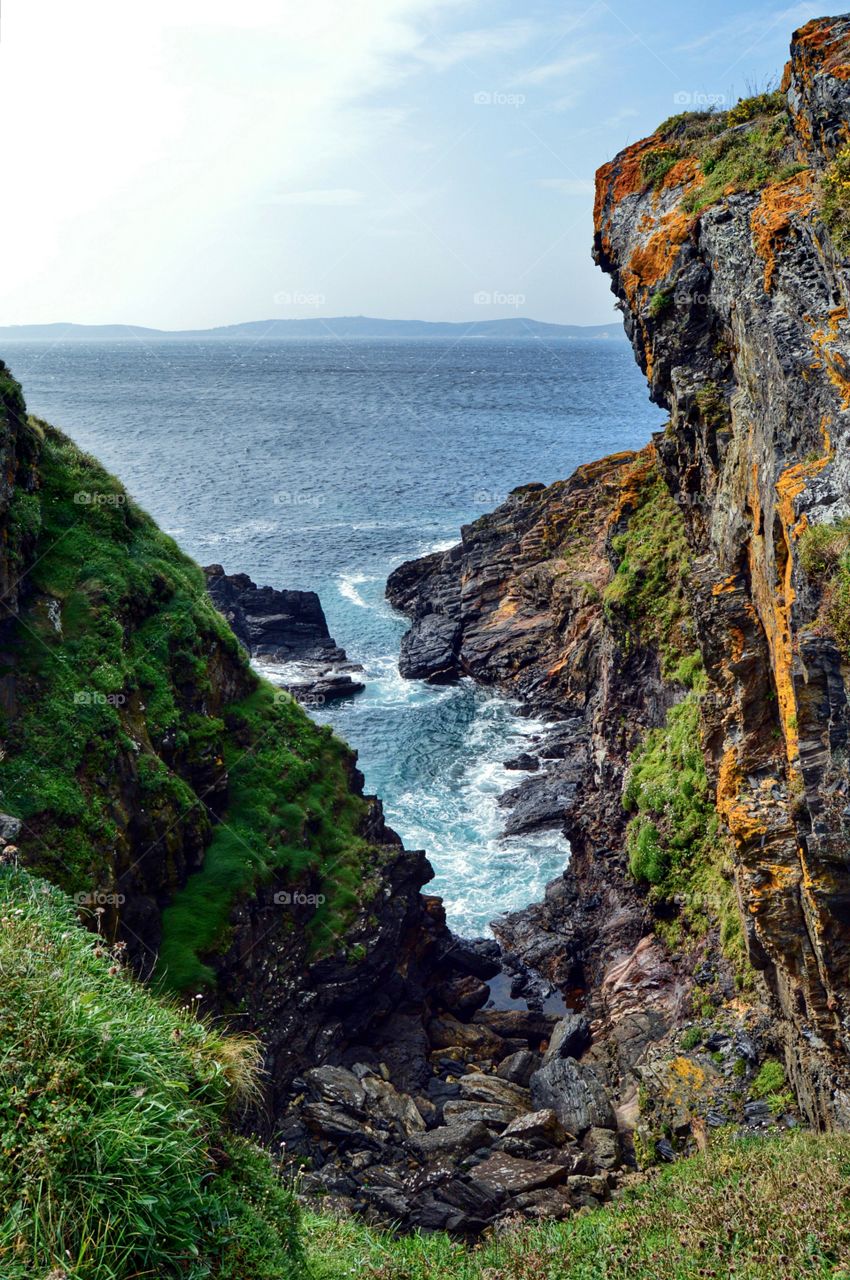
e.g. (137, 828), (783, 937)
(497, 1049), (541, 1088)
(542, 1014), (591, 1064)
(529, 1057), (616, 1134)
(304, 1066), (367, 1111)
(472, 1009), (560, 1043)
(498, 1108), (569, 1149)
(434, 974), (491, 1017)
(412, 1120), (493, 1158)
(428, 1015), (505, 1058)
(442, 1099), (522, 1131)
(583, 1126), (620, 1171)
(457, 1073), (532, 1110)
(504, 753), (540, 772)
(204, 564), (365, 700)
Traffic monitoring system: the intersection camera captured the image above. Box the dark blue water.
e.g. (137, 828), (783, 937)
(6, 338), (664, 933)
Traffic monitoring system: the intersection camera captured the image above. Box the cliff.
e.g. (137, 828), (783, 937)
(390, 14), (850, 1144)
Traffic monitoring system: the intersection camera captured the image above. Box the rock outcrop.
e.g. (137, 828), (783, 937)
(389, 14), (850, 1151)
(205, 563), (365, 701)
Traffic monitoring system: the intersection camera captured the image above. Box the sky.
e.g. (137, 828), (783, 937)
(0, 0), (825, 328)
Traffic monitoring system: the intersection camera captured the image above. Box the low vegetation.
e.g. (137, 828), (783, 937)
(820, 143), (850, 257)
(303, 1131), (850, 1279)
(603, 460), (697, 680)
(799, 515), (850, 658)
(648, 91), (803, 213)
(0, 869), (303, 1280)
(0, 416), (382, 992)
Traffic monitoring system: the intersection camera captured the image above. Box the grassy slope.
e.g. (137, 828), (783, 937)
(0, 869), (303, 1280)
(0, 419), (384, 991)
(303, 1131), (850, 1278)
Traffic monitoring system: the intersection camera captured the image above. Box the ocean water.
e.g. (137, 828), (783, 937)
(6, 337), (664, 935)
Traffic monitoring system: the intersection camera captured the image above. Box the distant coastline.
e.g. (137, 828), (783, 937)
(0, 315), (626, 342)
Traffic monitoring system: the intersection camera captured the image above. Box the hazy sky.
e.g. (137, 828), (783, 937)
(0, 0), (820, 328)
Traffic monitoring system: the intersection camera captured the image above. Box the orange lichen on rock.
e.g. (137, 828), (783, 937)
(609, 445), (657, 527)
(593, 136), (662, 235)
(717, 747), (768, 844)
(810, 310), (850, 409)
(794, 17), (850, 82)
(750, 170), (815, 292)
(621, 207), (694, 306)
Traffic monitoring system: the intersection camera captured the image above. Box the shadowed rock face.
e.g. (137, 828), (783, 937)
(593, 13), (850, 1125)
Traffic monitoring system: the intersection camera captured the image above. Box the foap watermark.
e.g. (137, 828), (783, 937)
(672, 91), (727, 109)
(73, 491), (126, 507)
(473, 90), (525, 108)
(474, 290), (525, 308)
(74, 690), (126, 707)
(473, 488), (510, 506)
(272, 489), (326, 509)
(74, 890), (126, 907)
(274, 890), (326, 907)
(273, 290), (326, 307)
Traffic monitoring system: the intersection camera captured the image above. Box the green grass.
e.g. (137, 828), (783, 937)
(799, 517), (850, 658)
(622, 691), (744, 968)
(651, 91), (800, 214)
(0, 868), (303, 1280)
(301, 1131), (850, 1279)
(602, 461), (697, 679)
(640, 146), (680, 189)
(819, 143), (850, 257)
(0, 415), (384, 993)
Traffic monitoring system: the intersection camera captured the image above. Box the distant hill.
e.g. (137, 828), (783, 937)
(0, 316), (626, 342)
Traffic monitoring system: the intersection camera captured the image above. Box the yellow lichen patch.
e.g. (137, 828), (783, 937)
(750, 170), (815, 292)
(668, 1056), (707, 1089)
(717, 747), (768, 844)
(746, 862), (800, 906)
(608, 445), (658, 527)
(729, 626), (746, 663)
(810, 309), (850, 409)
(711, 575), (738, 596)
(621, 207), (695, 305)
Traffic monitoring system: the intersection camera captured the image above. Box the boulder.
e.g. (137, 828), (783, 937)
(500, 1108), (568, 1147)
(470, 1151), (567, 1195)
(542, 1014), (591, 1064)
(412, 1120), (493, 1158)
(457, 1073), (532, 1110)
(529, 1057), (616, 1133)
(497, 1049), (540, 1088)
(442, 1099), (522, 1131)
(304, 1065), (366, 1112)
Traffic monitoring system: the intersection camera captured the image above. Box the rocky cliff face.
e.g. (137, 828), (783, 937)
(594, 13), (850, 1126)
(390, 14), (850, 1144)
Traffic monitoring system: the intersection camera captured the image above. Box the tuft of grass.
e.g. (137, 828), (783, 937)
(302, 1131), (850, 1279)
(799, 516), (850, 658)
(622, 692), (745, 969)
(648, 288), (674, 319)
(0, 868), (303, 1280)
(640, 147), (681, 190)
(602, 461), (697, 679)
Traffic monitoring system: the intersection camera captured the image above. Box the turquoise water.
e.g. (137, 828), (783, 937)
(6, 337), (664, 933)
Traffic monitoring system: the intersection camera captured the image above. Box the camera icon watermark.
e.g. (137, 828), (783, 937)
(274, 890), (326, 907)
(473, 91), (525, 108)
(74, 491), (126, 507)
(273, 290), (326, 307)
(473, 290), (526, 308)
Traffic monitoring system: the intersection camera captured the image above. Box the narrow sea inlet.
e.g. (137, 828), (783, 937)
(8, 335), (664, 933)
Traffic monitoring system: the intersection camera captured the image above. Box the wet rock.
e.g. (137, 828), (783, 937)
(398, 612), (461, 683)
(498, 769), (578, 836)
(504, 753), (540, 772)
(472, 1008), (560, 1043)
(435, 974), (491, 1018)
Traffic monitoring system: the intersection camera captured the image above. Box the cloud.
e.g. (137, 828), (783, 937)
(267, 189), (365, 206)
(513, 51), (598, 86)
(416, 22), (536, 71)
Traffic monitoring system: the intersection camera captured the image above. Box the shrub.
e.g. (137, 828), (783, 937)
(649, 288), (674, 319)
(640, 147), (681, 189)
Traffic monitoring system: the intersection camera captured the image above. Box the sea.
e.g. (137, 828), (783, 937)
(5, 336), (665, 936)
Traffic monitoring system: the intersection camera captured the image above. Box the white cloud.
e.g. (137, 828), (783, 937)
(513, 51), (598, 86)
(415, 22), (536, 71)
